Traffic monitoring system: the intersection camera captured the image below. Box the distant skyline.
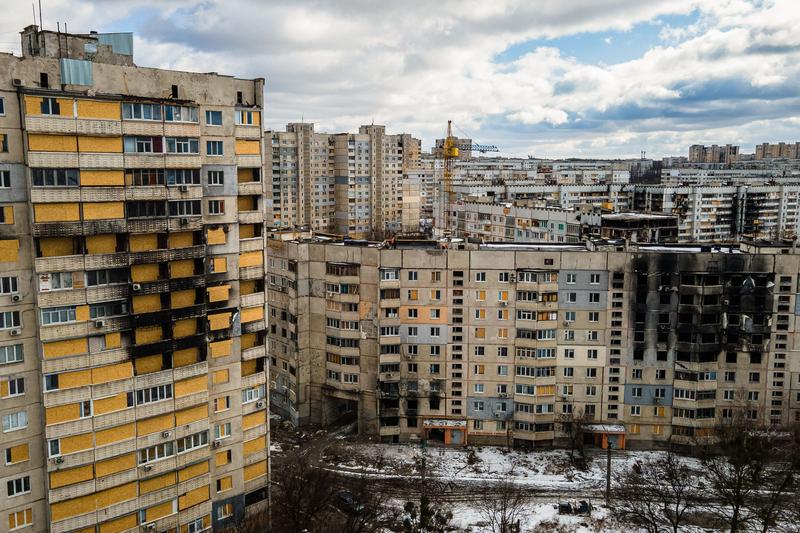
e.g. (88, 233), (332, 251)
(2, 0), (799, 158)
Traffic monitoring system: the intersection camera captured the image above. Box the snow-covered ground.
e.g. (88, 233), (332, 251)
(450, 502), (614, 532)
(325, 441), (702, 493)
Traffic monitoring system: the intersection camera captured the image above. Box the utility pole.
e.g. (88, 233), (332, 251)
(605, 439), (613, 506)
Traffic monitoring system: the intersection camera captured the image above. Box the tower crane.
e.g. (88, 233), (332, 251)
(439, 120), (499, 234)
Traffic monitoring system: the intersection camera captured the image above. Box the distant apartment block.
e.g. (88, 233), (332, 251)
(755, 142), (800, 160)
(267, 123), (421, 238)
(688, 144), (740, 165)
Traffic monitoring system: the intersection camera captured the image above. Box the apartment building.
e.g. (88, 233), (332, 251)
(688, 144), (740, 165)
(755, 142), (800, 160)
(447, 201), (582, 243)
(267, 236), (800, 449)
(267, 123), (421, 238)
(0, 26), (269, 533)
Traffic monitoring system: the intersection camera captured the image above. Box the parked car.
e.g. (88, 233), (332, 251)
(334, 491), (364, 515)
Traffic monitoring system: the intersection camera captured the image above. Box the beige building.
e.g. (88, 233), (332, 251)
(267, 236), (799, 449)
(688, 144), (740, 165)
(267, 123), (421, 238)
(755, 142), (800, 160)
(0, 26), (268, 533)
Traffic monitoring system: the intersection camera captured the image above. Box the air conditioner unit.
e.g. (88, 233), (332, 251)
(161, 431), (171, 438)
(499, 301), (507, 307)
(9, 329), (21, 336)
(256, 401), (265, 408)
(145, 523), (156, 531)
(498, 393), (508, 398)
(142, 465), (152, 472)
(53, 457), (64, 464)
(212, 440), (221, 448)
(11, 294), (21, 302)
(180, 217), (189, 225)
(94, 320), (106, 328)
(509, 274), (517, 283)
(180, 185), (190, 192)
(12, 78), (22, 87)
(494, 412), (503, 418)
(132, 283), (142, 292)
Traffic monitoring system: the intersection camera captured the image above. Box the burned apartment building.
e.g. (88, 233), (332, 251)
(267, 235), (800, 450)
(0, 26), (269, 533)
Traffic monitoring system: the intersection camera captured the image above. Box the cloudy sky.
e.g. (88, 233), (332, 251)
(2, 0), (799, 158)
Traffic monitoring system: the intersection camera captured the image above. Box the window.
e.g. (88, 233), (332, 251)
(631, 386), (643, 397)
(407, 308), (418, 319)
(473, 420), (484, 430)
(380, 269), (399, 281)
(0, 277), (18, 294)
(407, 271), (418, 281)
(187, 518), (204, 533)
(566, 292), (577, 303)
(586, 368), (597, 378)
(589, 273), (600, 284)
(215, 422), (232, 440)
(0, 344), (23, 365)
(41, 306), (76, 325)
(430, 363), (440, 374)
(430, 309), (440, 319)
(5, 378), (24, 397)
(208, 200), (225, 215)
(587, 349), (598, 359)
(177, 431), (208, 453)
(169, 200), (202, 216)
(127, 168), (165, 186)
(589, 292), (600, 303)
(498, 272), (509, 282)
(630, 405), (641, 416)
(474, 383), (484, 393)
(588, 311), (599, 322)
(127, 201), (165, 218)
(164, 105), (198, 122)
(235, 110), (256, 125)
(214, 396), (231, 412)
(136, 384), (173, 405)
(473, 401), (485, 412)
(7, 476), (30, 497)
(123, 102), (161, 120)
(0, 97), (4, 116)
(206, 140), (224, 156)
(89, 301), (127, 319)
(167, 169), (200, 185)
(632, 368), (643, 379)
(0, 170), (9, 188)
(2, 411), (27, 432)
(79, 400), (92, 418)
(8, 508), (32, 530)
(40, 97), (60, 115)
(205, 110), (223, 126)
(724, 371), (736, 382)
(430, 327), (440, 337)
(47, 440), (60, 457)
(475, 272), (486, 282)
(723, 390), (735, 401)
(430, 345), (441, 356)
(86, 269), (127, 287)
(0, 311), (21, 329)
(139, 442), (175, 464)
(166, 137), (199, 154)
(242, 385), (265, 403)
(217, 503), (234, 520)
(497, 365), (508, 376)
(41, 272), (72, 291)
(123, 136), (163, 153)
(32, 168), (79, 187)
(566, 273), (576, 284)
(208, 170), (224, 185)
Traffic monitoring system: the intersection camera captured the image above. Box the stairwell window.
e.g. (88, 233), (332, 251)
(208, 200), (225, 215)
(0, 277), (17, 294)
(206, 140), (224, 156)
(207, 170), (224, 185)
(0, 345), (23, 365)
(205, 110), (223, 126)
(2, 410), (27, 432)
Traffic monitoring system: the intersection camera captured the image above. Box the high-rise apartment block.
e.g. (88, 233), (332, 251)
(688, 144), (740, 164)
(0, 26), (269, 533)
(267, 123), (421, 238)
(268, 236), (800, 449)
(755, 142), (800, 160)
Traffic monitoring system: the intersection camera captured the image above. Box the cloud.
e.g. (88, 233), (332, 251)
(1, 0), (799, 158)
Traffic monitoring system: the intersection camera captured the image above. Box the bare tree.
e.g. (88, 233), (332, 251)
(558, 407), (589, 468)
(220, 504), (270, 533)
(475, 477), (528, 533)
(699, 412), (772, 532)
(330, 471), (400, 533)
(399, 454), (453, 533)
(272, 453), (337, 533)
(747, 426), (800, 533)
(613, 447), (697, 533)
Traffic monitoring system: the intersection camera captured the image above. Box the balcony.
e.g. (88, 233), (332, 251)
(83, 219), (127, 235)
(33, 221), (83, 237)
(30, 188), (81, 203)
(163, 122), (201, 138)
(242, 371), (267, 388)
(242, 344), (266, 361)
(238, 210), (264, 224)
(81, 187), (125, 202)
(79, 153), (124, 169)
(167, 185), (203, 200)
(76, 118), (122, 136)
(174, 390), (209, 411)
(126, 186), (167, 201)
(174, 361), (208, 381)
(84, 252), (129, 270)
(237, 181), (263, 195)
(239, 237), (263, 252)
(169, 216), (203, 231)
(28, 151), (79, 168)
(127, 218), (168, 233)
(242, 319), (266, 333)
(165, 154), (201, 168)
(38, 288), (85, 308)
(121, 153), (164, 168)
(237, 154), (262, 167)
(240, 292), (265, 308)
(26, 115), (76, 133)
(235, 125), (261, 139)
(240, 265), (265, 280)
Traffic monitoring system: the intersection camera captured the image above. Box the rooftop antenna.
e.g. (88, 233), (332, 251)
(38, 0), (43, 29)
(32, 3), (36, 26)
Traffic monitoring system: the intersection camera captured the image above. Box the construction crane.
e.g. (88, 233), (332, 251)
(439, 120), (499, 235)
